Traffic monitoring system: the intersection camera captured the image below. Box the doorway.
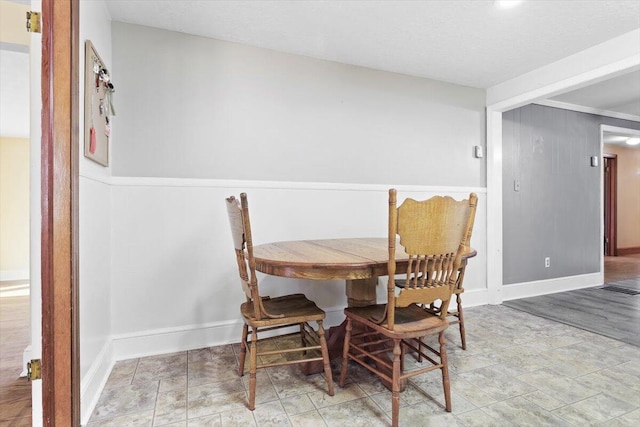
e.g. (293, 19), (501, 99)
(0, 0), (35, 424)
(603, 153), (617, 257)
(601, 126), (640, 284)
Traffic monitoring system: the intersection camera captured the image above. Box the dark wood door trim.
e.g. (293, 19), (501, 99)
(603, 153), (617, 257)
(41, 0), (80, 425)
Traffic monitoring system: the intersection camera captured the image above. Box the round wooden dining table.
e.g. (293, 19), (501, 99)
(253, 237), (475, 307)
(253, 237), (398, 308)
(252, 237), (476, 386)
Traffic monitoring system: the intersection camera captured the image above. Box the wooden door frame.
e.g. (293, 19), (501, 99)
(603, 153), (617, 257)
(41, 0), (80, 425)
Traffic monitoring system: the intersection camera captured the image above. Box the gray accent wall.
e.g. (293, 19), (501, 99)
(503, 104), (640, 285)
(111, 22), (486, 186)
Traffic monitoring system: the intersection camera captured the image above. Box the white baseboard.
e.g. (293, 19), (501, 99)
(110, 308), (351, 362)
(0, 270), (29, 281)
(81, 340), (114, 426)
(457, 288), (489, 307)
(111, 319), (245, 361)
(108, 295), (491, 364)
(502, 272), (602, 301)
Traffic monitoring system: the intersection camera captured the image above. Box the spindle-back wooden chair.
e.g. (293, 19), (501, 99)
(339, 189), (477, 427)
(225, 193), (334, 410)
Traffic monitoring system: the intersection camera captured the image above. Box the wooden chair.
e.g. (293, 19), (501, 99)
(339, 189), (477, 427)
(396, 235), (475, 351)
(225, 193), (334, 410)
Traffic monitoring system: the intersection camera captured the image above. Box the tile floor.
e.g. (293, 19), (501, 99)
(88, 305), (640, 426)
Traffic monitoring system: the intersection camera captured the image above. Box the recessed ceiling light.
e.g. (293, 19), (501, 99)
(626, 137), (640, 146)
(495, 0), (523, 9)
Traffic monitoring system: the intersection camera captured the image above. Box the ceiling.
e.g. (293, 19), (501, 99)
(105, 0), (640, 89)
(603, 130), (640, 150)
(550, 70), (640, 117)
(1, 0), (639, 138)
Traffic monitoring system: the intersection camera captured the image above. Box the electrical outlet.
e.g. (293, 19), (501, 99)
(514, 179), (521, 192)
(545, 257), (550, 268)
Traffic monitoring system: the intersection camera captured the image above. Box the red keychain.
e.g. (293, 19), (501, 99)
(89, 126), (97, 154)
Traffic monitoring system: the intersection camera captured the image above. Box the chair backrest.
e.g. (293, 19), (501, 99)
(386, 189), (478, 330)
(225, 193), (264, 320)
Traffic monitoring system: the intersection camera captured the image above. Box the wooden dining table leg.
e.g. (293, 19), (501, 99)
(332, 278), (406, 391)
(301, 278), (377, 374)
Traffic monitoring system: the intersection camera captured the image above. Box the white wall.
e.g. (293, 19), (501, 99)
(109, 179), (487, 358)
(78, 19), (489, 422)
(78, 0), (113, 422)
(111, 23), (486, 187)
(106, 23), (488, 358)
(105, 23), (488, 361)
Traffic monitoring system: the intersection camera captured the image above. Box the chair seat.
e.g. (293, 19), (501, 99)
(345, 303), (448, 337)
(241, 293), (325, 326)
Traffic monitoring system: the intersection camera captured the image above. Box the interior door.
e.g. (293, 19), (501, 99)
(603, 154), (617, 257)
(29, 0), (43, 424)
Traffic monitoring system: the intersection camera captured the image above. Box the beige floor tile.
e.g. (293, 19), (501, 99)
(187, 413), (222, 427)
(188, 378), (245, 402)
(134, 352), (187, 383)
(153, 388), (187, 426)
(187, 391), (247, 419)
(88, 306), (640, 427)
(397, 407), (465, 427)
(159, 375), (187, 393)
(289, 410), (327, 427)
(455, 408), (505, 427)
(252, 400), (290, 427)
(480, 396), (573, 426)
(521, 390), (565, 411)
(307, 382), (366, 409)
(90, 381), (159, 422)
(516, 368), (599, 404)
(457, 365), (536, 401)
(103, 359), (138, 389)
(188, 359), (240, 387)
(280, 395), (316, 416)
(553, 393), (638, 425)
(219, 408), (256, 426)
(605, 408), (640, 427)
(86, 409), (154, 426)
(317, 397), (389, 427)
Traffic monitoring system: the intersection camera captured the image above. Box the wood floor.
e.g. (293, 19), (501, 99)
(604, 253), (640, 283)
(0, 281), (31, 427)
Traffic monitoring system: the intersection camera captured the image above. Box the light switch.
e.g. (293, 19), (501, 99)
(514, 179), (520, 192)
(591, 156), (599, 167)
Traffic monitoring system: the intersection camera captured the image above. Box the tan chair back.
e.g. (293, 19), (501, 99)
(386, 189), (478, 330)
(226, 193), (263, 319)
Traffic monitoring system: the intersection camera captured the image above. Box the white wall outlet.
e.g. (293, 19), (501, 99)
(544, 257), (550, 268)
(514, 179), (521, 192)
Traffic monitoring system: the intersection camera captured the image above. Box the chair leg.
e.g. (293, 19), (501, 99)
(339, 318), (352, 387)
(238, 324), (248, 376)
(439, 331), (452, 412)
(300, 323), (307, 356)
(457, 294), (467, 350)
(248, 328), (258, 410)
(317, 320), (334, 396)
(391, 339), (401, 427)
